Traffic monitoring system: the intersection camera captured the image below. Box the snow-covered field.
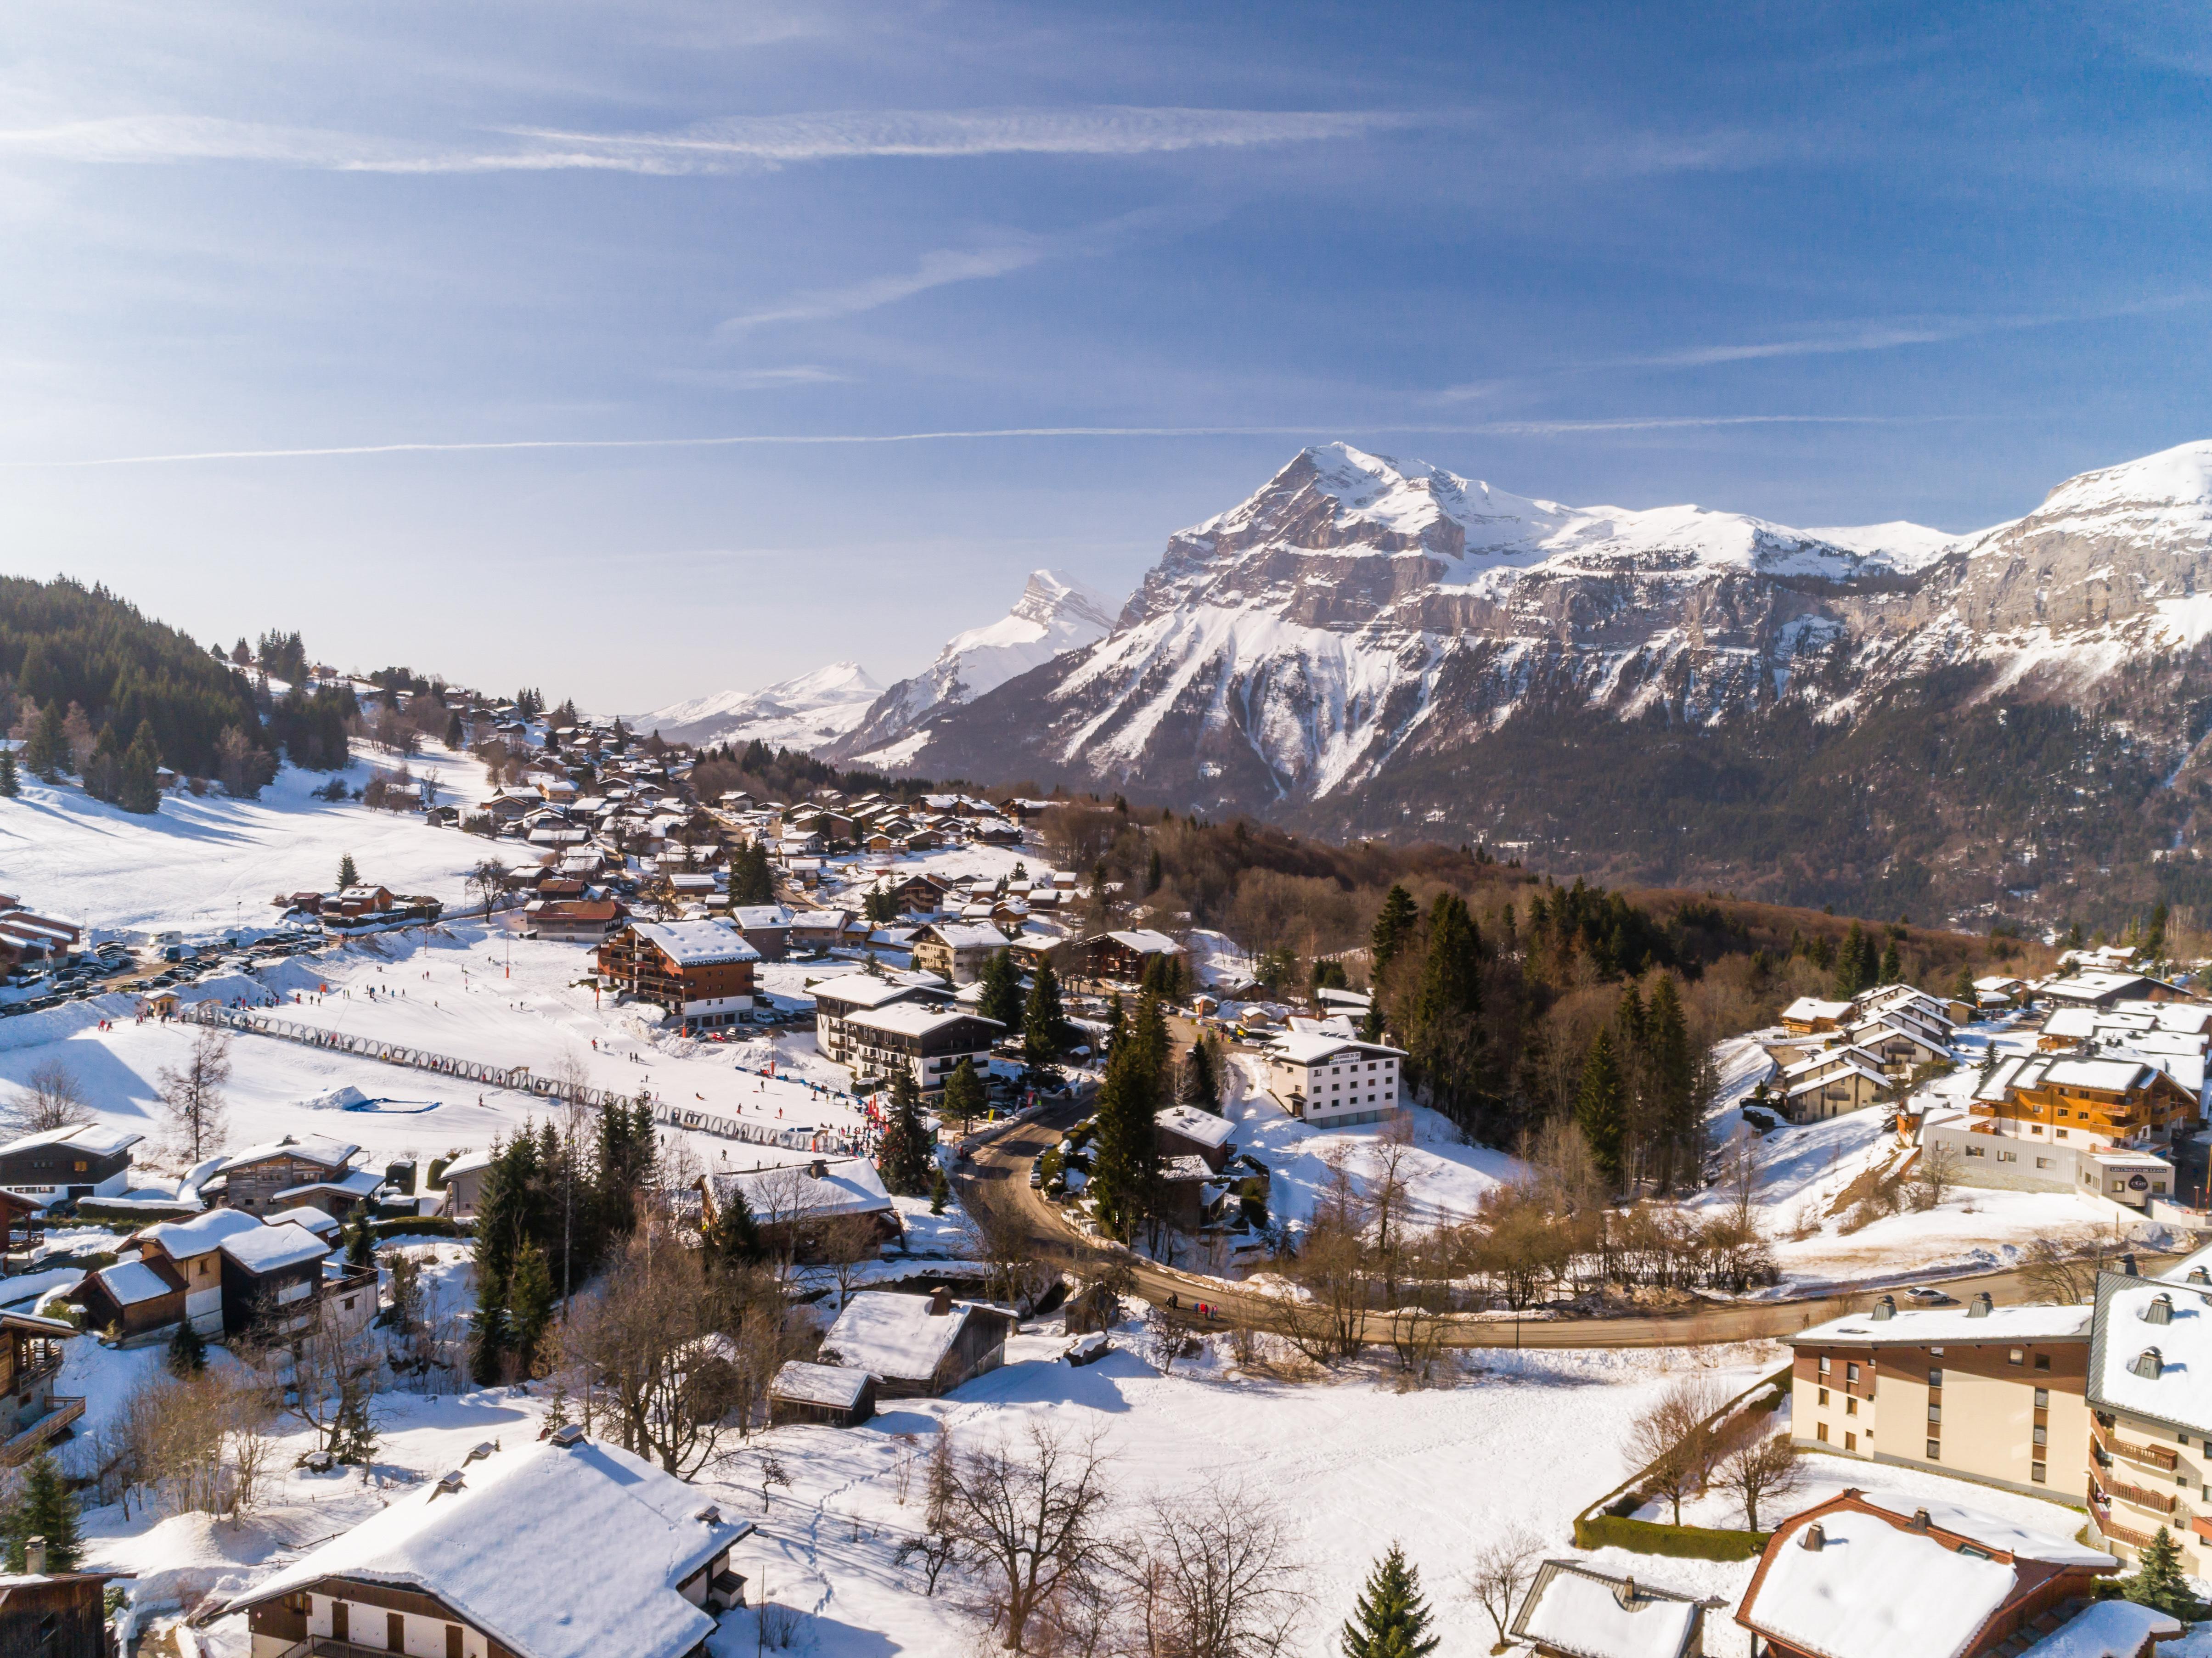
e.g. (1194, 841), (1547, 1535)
(0, 741), (485, 939)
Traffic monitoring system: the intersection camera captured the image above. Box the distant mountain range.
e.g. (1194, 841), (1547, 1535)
(632, 661), (883, 752)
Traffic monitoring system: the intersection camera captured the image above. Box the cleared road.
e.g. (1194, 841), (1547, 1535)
(951, 1106), (2169, 1349)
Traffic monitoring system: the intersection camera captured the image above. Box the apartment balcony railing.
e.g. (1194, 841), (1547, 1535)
(2102, 1474), (2177, 1516)
(2094, 1422), (2181, 1472)
(0, 1395), (83, 1468)
(2091, 1500), (2161, 1553)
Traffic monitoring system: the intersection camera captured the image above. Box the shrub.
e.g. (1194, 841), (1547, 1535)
(1571, 1513), (1771, 1561)
(373, 1216), (463, 1240)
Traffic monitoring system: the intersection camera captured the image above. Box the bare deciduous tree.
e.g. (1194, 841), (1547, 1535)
(1912, 1141), (1959, 1212)
(1463, 1522), (1543, 1655)
(1123, 1482), (1307, 1658)
(10, 1059), (91, 1134)
(467, 857), (511, 920)
(895, 1428), (962, 1596)
(1622, 1374), (1728, 1525)
(948, 1423), (1117, 1652)
(959, 1200), (1054, 1314)
(2019, 1231), (2110, 1304)
(818, 1212), (882, 1312)
(1712, 1418), (1805, 1531)
(156, 1025), (232, 1161)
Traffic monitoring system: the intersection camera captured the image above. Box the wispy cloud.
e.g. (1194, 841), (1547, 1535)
(717, 241), (1047, 331)
(0, 107), (1418, 176)
(0, 414), (1982, 470)
(1437, 295), (2208, 400)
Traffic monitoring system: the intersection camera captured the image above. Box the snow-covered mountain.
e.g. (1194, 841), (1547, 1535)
(888, 439), (2212, 919)
(632, 661), (883, 752)
(832, 569), (1119, 765)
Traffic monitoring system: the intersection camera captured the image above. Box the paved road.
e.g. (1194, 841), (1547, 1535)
(951, 1106), (2176, 1349)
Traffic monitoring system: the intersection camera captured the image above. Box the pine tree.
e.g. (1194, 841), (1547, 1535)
(1878, 937), (1902, 985)
(929, 1162), (950, 1215)
(337, 851), (360, 889)
(1575, 1026), (1627, 1188)
(1370, 885), (1419, 982)
(0, 749), (18, 798)
(706, 1183), (764, 1270)
(1833, 920), (1870, 998)
(1105, 993), (1126, 1049)
(1089, 1002), (1163, 1243)
(22, 703), (65, 783)
(2125, 1526), (2204, 1617)
(5, 1455), (81, 1572)
(507, 1240), (554, 1375)
(165, 1316), (206, 1377)
(1646, 973), (1697, 1192)
(1022, 961), (1069, 1075)
(876, 1069), (934, 1196)
(344, 1203), (375, 1268)
(468, 1284), (508, 1387)
(1182, 1037), (1219, 1113)
(1340, 1543), (1437, 1658)
(118, 722), (161, 814)
(336, 1381), (379, 1466)
(940, 1058), (986, 1136)
(976, 950), (1024, 1029)
(1409, 892), (1485, 1122)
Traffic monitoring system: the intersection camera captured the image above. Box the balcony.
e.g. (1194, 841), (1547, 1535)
(0, 1395), (83, 1468)
(2094, 1422), (2180, 1472)
(2091, 1501), (2161, 1553)
(2102, 1475), (2177, 1516)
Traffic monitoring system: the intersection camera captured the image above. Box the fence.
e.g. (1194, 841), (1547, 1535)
(182, 1002), (837, 1152)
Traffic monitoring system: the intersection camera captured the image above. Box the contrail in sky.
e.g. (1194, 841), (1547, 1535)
(0, 414), (1967, 469)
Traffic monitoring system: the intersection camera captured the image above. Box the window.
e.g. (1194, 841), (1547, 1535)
(1925, 1439), (1939, 1460)
(1818, 1387), (1829, 1406)
(1931, 1346), (1944, 1356)
(2034, 1354), (2051, 1372)
(1929, 1368), (1944, 1388)
(1928, 1404), (1941, 1423)
(1818, 1355), (1831, 1376)
(1998, 1150), (2017, 1162)
(2032, 1461), (2047, 1484)
(1845, 1431), (1857, 1451)
(1816, 1422), (1829, 1443)
(2035, 1388), (2050, 1409)
(2009, 1349), (2025, 1366)
(2034, 1426), (2048, 1446)
(2037, 1157), (2053, 1169)
(1846, 1362), (1860, 1383)
(1846, 1396), (1858, 1416)
(1967, 1145), (1986, 1157)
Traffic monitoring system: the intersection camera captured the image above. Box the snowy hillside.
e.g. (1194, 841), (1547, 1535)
(631, 661), (883, 751)
(836, 569), (1119, 764)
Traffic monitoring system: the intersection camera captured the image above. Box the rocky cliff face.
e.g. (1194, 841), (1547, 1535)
(896, 440), (2212, 923)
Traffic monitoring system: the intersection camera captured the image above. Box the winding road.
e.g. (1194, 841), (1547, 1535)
(951, 1103), (2171, 1349)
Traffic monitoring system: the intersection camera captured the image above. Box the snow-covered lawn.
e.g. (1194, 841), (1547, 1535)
(0, 924), (885, 1184)
(123, 1327), (1782, 1658)
(0, 739), (487, 939)
(1220, 1053), (1524, 1232)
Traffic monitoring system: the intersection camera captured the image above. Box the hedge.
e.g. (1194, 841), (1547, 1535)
(374, 1216), (467, 1240)
(68, 1202), (198, 1227)
(1572, 1513), (1773, 1561)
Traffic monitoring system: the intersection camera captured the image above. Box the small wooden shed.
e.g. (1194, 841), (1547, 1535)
(768, 1360), (877, 1428)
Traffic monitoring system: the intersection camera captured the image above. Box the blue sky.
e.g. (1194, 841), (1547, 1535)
(2, 0), (2208, 710)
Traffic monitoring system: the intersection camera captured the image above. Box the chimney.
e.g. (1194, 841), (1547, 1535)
(1909, 1508), (1931, 1531)
(2189, 1267), (2209, 1286)
(1614, 1576), (1638, 1609)
(2123, 1253), (2141, 1278)
(2146, 1294), (2175, 1326)
(808, 1159), (828, 1179)
(929, 1285), (952, 1317)
(1968, 1292), (1993, 1318)
(2133, 1347), (2165, 1381)
(1800, 1524), (1825, 1551)
(1873, 1295), (1896, 1321)
(24, 1536), (47, 1575)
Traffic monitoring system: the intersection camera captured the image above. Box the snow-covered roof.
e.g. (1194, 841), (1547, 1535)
(262, 1205), (343, 1238)
(0, 1122), (144, 1159)
(1742, 1494), (2111, 1658)
(1780, 996), (1853, 1023)
(273, 1166), (383, 1203)
(809, 974), (939, 1011)
(770, 1360), (872, 1409)
(1267, 1033), (1405, 1065)
(2113, 999), (2212, 1034)
(1782, 1060), (1888, 1098)
(1514, 1561), (1700, 1658)
(218, 1220), (329, 1275)
(708, 1158), (894, 1224)
(218, 1133), (360, 1174)
(922, 922), (1012, 950)
(821, 1292), (1004, 1384)
(92, 1257), (176, 1307)
(849, 1002), (999, 1040)
(228, 1433), (754, 1658)
(2041, 1056), (2156, 1093)
(2088, 1271), (2212, 1435)
(2015, 1599), (2179, 1658)
(1781, 1043), (1887, 1081)
(1154, 1105), (1235, 1150)
(1103, 928), (1183, 955)
(439, 1149), (495, 1182)
(630, 920), (760, 967)
(1793, 1304), (2091, 1347)
(139, 1207), (268, 1260)
(729, 905), (793, 929)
